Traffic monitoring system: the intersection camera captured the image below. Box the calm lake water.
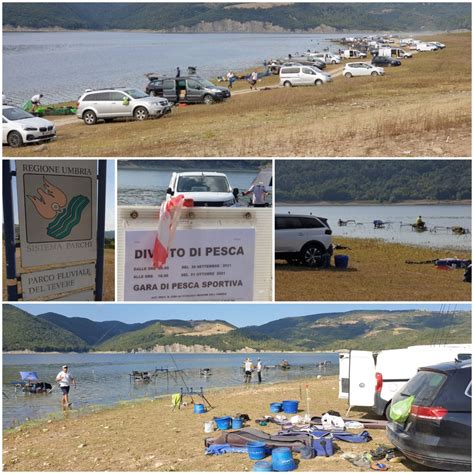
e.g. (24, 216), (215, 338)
(277, 204), (471, 250)
(3, 31), (342, 103)
(118, 168), (272, 206)
(3, 352), (338, 429)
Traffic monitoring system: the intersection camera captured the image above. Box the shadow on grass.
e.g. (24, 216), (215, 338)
(275, 262), (358, 273)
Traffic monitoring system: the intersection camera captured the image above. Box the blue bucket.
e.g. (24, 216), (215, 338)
(214, 416), (232, 430)
(272, 447), (296, 472)
(334, 255), (349, 269)
(270, 402), (283, 413)
(248, 441), (267, 460)
(232, 417), (243, 429)
(253, 461), (273, 472)
(194, 403), (205, 414)
(282, 400), (299, 414)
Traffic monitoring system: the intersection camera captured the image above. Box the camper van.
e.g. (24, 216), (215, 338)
(339, 344), (471, 417)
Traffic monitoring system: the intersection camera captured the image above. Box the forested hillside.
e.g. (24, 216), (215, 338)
(276, 161), (471, 203)
(4, 3), (471, 32)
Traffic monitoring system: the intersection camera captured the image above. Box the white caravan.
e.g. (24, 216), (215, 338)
(338, 344), (472, 417)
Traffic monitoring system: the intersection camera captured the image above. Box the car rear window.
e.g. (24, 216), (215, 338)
(395, 370), (447, 406)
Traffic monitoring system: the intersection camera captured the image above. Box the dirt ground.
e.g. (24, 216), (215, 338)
(2, 247), (115, 301)
(276, 237), (471, 301)
(3, 33), (470, 158)
(2, 376), (426, 472)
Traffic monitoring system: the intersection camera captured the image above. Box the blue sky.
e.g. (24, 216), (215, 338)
(7, 160), (115, 231)
(12, 303), (469, 327)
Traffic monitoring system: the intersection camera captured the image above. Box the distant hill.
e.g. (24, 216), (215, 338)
(3, 305), (89, 352)
(4, 305), (470, 353)
(118, 160), (269, 171)
(276, 160), (472, 203)
(4, 3), (471, 32)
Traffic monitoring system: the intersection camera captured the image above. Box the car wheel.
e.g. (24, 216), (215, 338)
(332, 60), (337, 64)
(315, 79), (323, 86)
(371, 71), (378, 76)
(7, 131), (23, 148)
(83, 110), (97, 125)
(301, 243), (324, 268)
(203, 94), (215, 105)
(283, 81), (292, 88)
(344, 72), (352, 78)
(134, 106), (149, 121)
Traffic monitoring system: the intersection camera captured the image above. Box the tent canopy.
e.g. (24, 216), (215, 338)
(20, 371), (40, 382)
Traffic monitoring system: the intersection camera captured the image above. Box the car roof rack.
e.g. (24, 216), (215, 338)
(84, 87), (128, 92)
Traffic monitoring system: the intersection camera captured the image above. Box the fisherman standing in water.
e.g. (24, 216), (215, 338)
(256, 358), (263, 384)
(56, 365), (76, 407)
(244, 358), (253, 383)
(415, 215), (425, 229)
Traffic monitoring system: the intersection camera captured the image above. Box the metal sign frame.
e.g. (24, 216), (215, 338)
(2, 160), (107, 301)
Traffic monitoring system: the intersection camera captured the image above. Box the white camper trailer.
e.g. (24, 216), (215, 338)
(339, 344), (471, 417)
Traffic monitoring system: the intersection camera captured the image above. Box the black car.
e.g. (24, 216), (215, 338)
(145, 76), (230, 104)
(386, 360), (471, 471)
(371, 56), (401, 67)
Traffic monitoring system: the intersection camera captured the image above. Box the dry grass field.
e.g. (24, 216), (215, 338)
(3, 33), (470, 157)
(2, 376), (426, 472)
(2, 247), (115, 301)
(276, 237), (471, 301)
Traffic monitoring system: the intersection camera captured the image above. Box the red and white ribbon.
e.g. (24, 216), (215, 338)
(152, 195), (185, 268)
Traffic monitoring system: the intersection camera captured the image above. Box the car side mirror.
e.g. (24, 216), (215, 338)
(166, 187), (174, 195)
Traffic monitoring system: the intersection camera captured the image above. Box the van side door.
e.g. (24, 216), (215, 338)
(162, 79), (177, 103)
(186, 79), (205, 103)
(348, 350), (376, 408)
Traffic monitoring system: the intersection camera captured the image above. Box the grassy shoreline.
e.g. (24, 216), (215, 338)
(277, 200), (472, 206)
(276, 236), (471, 301)
(2, 375), (421, 472)
(3, 32), (470, 157)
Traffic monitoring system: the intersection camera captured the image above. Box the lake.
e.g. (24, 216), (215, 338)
(118, 167), (272, 206)
(2, 352), (338, 429)
(277, 204), (471, 250)
(3, 31), (343, 104)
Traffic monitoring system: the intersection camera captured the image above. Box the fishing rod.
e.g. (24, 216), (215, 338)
(166, 350), (190, 390)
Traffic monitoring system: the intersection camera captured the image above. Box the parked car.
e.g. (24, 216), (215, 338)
(429, 41), (446, 49)
(76, 87), (171, 125)
(386, 360), (471, 471)
(371, 56), (402, 67)
(280, 66), (332, 87)
(166, 172), (238, 207)
(343, 49), (367, 59)
(339, 345), (471, 417)
(311, 52), (341, 64)
(2, 106), (56, 147)
(275, 214), (333, 267)
(343, 62), (384, 78)
(146, 76), (230, 104)
(416, 42), (438, 52)
(290, 57), (327, 70)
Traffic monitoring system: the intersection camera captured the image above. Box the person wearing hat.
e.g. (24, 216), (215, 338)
(243, 358), (253, 383)
(56, 365), (76, 407)
(243, 181), (268, 208)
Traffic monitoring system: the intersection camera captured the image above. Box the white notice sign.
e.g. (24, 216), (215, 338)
(124, 228), (255, 301)
(16, 160), (97, 268)
(21, 263), (96, 301)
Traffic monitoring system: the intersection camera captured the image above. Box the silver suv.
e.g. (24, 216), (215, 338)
(275, 214), (333, 267)
(76, 87), (171, 125)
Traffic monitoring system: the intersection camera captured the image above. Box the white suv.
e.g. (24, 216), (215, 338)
(76, 87), (171, 125)
(275, 214), (333, 267)
(166, 171), (238, 207)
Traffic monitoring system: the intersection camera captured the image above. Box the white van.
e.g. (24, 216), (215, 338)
(416, 42), (438, 52)
(343, 49), (367, 59)
(279, 66), (332, 87)
(339, 344), (472, 417)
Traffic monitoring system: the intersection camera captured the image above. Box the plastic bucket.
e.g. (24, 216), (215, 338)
(272, 447), (296, 471)
(232, 417), (243, 429)
(253, 461), (273, 472)
(270, 402), (283, 413)
(194, 403), (205, 414)
(321, 253), (331, 268)
(334, 255), (349, 269)
(214, 416), (232, 430)
(248, 441), (267, 460)
(203, 421), (214, 433)
(282, 400), (299, 414)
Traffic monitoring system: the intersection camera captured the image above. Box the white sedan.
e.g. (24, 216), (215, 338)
(343, 63), (384, 78)
(2, 106), (56, 147)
